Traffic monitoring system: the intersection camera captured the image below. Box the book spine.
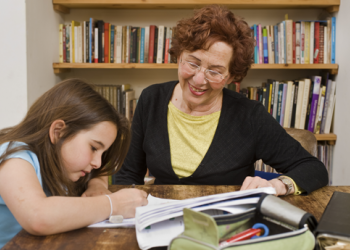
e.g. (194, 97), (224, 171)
(137, 27), (141, 63)
(267, 25), (274, 64)
(320, 79), (333, 133)
(309, 22), (314, 64)
(292, 21), (296, 64)
(308, 76), (321, 132)
(116, 26), (122, 63)
(288, 84), (295, 128)
(294, 80), (304, 129)
(94, 27), (98, 63)
(140, 27), (145, 63)
(122, 26), (126, 63)
(164, 29), (170, 64)
(144, 26), (149, 63)
(254, 24), (258, 64)
(314, 86), (326, 134)
(279, 22), (284, 64)
(273, 81), (279, 118)
(314, 22), (320, 64)
(89, 18), (94, 63)
(126, 26), (130, 63)
(295, 22), (300, 64)
(304, 22), (310, 64)
(324, 81), (336, 134)
(276, 83), (283, 123)
(323, 26), (328, 64)
(301, 21), (305, 64)
(162, 27), (167, 63)
(263, 27), (268, 63)
(304, 79), (314, 129)
(274, 25), (279, 64)
(286, 20), (293, 64)
(331, 17), (336, 64)
(168, 27), (173, 63)
(153, 26), (158, 63)
(129, 27), (135, 63)
(110, 25), (115, 63)
(157, 26), (164, 64)
(104, 23), (109, 63)
(300, 79), (310, 129)
(319, 24), (325, 64)
(86, 22), (89, 63)
(148, 25), (155, 63)
(290, 82), (298, 128)
(59, 24), (63, 63)
(280, 84), (288, 126)
(83, 21), (86, 63)
(267, 81), (273, 113)
(258, 24), (263, 64)
(283, 21), (287, 63)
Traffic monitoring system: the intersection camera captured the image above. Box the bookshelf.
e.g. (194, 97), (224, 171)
(52, 0), (339, 145)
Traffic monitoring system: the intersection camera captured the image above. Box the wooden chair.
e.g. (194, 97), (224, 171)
(255, 128), (318, 180)
(145, 128), (318, 184)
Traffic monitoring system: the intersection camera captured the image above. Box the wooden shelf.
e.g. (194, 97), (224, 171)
(315, 133), (337, 145)
(53, 0), (340, 14)
(53, 63), (339, 74)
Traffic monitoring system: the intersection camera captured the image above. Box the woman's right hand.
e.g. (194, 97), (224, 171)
(109, 188), (148, 218)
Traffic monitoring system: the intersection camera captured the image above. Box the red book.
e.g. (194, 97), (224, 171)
(292, 22), (296, 64)
(104, 23), (109, 63)
(148, 25), (155, 63)
(164, 37), (170, 63)
(314, 22), (320, 64)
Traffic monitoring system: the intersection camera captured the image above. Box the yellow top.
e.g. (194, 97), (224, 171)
(167, 101), (304, 195)
(167, 101), (220, 178)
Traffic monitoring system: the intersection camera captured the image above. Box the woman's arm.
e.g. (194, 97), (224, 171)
(0, 158), (147, 235)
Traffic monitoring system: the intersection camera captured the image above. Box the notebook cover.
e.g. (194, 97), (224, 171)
(315, 191), (350, 237)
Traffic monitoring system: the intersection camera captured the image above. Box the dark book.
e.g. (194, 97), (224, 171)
(315, 192), (350, 248)
(290, 80), (299, 128)
(304, 79), (314, 130)
(264, 83), (270, 111)
(137, 27), (141, 63)
(276, 83), (284, 124)
(153, 26), (158, 63)
(268, 79), (275, 115)
(110, 24), (115, 63)
(86, 21), (89, 63)
(97, 20), (104, 63)
(130, 27), (138, 63)
(162, 27), (167, 63)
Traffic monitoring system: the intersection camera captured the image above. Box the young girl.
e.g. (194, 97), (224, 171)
(0, 79), (148, 248)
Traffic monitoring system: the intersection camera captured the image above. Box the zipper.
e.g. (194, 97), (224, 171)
(219, 226), (308, 249)
(168, 234), (219, 250)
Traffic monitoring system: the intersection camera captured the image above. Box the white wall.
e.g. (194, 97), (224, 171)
(0, 1), (28, 128)
(331, 0), (350, 185)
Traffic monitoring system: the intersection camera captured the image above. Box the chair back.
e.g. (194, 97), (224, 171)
(284, 128), (317, 157)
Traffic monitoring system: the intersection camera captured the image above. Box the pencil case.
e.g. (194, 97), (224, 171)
(168, 194), (317, 250)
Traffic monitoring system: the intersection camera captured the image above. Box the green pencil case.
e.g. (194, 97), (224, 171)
(168, 194), (317, 250)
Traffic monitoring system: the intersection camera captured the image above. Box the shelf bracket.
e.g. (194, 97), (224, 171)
(54, 68), (70, 74)
(53, 4), (70, 14)
(326, 6), (339, 13)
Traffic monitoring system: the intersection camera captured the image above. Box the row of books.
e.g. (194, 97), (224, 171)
(59, 20), (176, 64)
(252, 17), (336, 64)
(236, 72), (336, 134)
(255, 142), (333, 185)
(92, 84), (137, 122)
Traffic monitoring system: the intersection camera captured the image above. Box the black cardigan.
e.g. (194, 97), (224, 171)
(115, 81), (328, 194)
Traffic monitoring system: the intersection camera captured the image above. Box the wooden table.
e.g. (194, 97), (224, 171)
(4, 185), (350, 250)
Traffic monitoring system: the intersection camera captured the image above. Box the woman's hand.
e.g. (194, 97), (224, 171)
(82, 176), (111, 197)
(240, 176), (291, 196)
(109, 188), (148, 218)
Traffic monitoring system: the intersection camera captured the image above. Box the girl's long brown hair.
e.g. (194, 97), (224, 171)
(0, 79), (131, 196)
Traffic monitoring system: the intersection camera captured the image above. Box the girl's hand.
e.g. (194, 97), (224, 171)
(240, 176), (290, 196)
(82, 176), (111, 197)
(109, 188), (148, 218)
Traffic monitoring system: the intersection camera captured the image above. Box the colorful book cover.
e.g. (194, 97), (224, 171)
(314, 22), (320, 63)
(253, 24), (258, 64)
(331, 17), (336, 64)
(140, 27), (145, 63)
(308, 76), (321, 132)
(263, 27), (268, 64)
(258, 24), (263, 64)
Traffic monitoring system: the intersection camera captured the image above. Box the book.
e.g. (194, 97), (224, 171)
(274, 25), (279, 64)
(278, 22), (284, 64)
(307, 76), (321, 132)
(125, 90), (135, 121)
(309, 21), (314, 65)
(331, 17), (336, 64)
(116, 25), (122, 63)
(285, 20), (293, 64)
(292, 21), (296, 64)
(66, 24), (71, 63)
(94, 27), (98, 63)
(304, 22), (310, 64)
(319, 23), (325, 64)
(89, 18), (97, 63)
(63, 25), (66, 63)
(314, 22), (320, 64)
(162, 27), (167, 63)
(290, 81), (298, 128)
(284, 81), (294, 128)
(148, 25), (156, 63)
(314, 86), (326, 134)
(144, 26), (150, 63)
(299, 79), (311, 129)
(280, 83), (288, 126)
(300, 21), (305, 64)
(272, 81), (280, 119)
(320, 79), (333, 134)
(110, 24), (115, 63)
(59, 24), (63, 63)
(276, 83), (284, 123)
(295, 22), (301, 64)
(263, 27), (268, 63)
(97, 20), (104, 63)
(258, 24), (263, 64)
(164, 27), (170, 64)
(323, 25), (328, 64)
(137, 27), (141, 63)
(153, 26), (158, 63)
(294, 80), (304, 129)
(267, 25), (274, 64)
(130, 27), (137, 63)
(156, 26), (164, 64)
(324, 81), (336, 134)
(135, 188), (276, 250)
(304, 78), (314, 129)
(253, 24), (258, 63)
(140, 27), (145, 63)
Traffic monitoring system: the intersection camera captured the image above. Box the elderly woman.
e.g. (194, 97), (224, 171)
(115, 5), (328, 196)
